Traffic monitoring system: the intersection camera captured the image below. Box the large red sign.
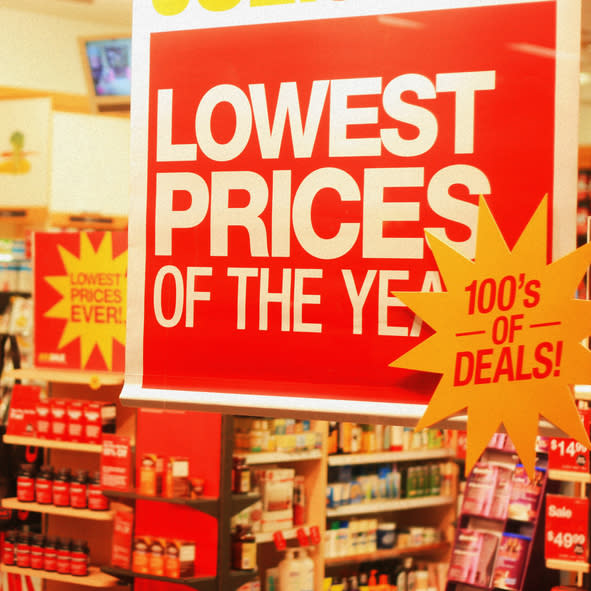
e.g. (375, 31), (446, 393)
(125, 0), (579, 416)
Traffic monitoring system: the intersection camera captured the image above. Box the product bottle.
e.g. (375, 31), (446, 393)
(394, 558), (414, 591)
(278, 549), (300, 591)
(298, 548), (315, 591)
(377, 574), (390, 591)
(368, 570), (378, 591)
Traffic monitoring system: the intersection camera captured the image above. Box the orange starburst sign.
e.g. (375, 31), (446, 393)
(391, 197), (591, 477)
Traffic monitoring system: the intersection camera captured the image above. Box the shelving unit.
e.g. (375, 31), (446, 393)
(1, 498), (114, 520)
(3, 370), (136, 591)
(0, 564), (119, 588)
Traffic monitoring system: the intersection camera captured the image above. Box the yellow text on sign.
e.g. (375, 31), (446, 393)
(153, 0), (323, 16)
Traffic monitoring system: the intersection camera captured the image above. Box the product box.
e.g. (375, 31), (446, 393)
(492, 533), (531, 591)
(462, 462), (497, 516)
(164, 457), (190, 498)
(111, 508), (134, 569)
(261, 509), (293, 532)
(6, 384), (43, 437)
(258, 468), (295, 513)
(488, 465), (514, 521)
(83, 401), (116, 443)
(131, 537), (151, 574)
(164, 540), (196, 578)
(148, 538), (167, 576)
(66, 400), (85, 442)
(50, 398), (68, 440)
(448, 529), (499, 587)
(232, 500), (263, 533)
(35, 398), (51, 439)
(138, 453), (165, 496)
(508, 465), (545, 522)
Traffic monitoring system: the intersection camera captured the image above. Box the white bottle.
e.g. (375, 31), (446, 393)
(278, 549), (300, 591)
(298, 548), (315, 591)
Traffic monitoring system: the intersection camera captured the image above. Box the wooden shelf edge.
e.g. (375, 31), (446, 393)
(325, 542), (450, 567)
(100, 565), (217, 590)
(5, 367), (124, 387)
(326, 495), (454, 517)
(101, 489), (219, 517)
(546, 558), (590, 573)
(237, 449), (323, 465)
(3, 434), (103, 453)
(255, 523), (319, 544)
(0, 564), (119, 587)
(548, 469), (591, 483)
(328, 448), (454, 466)
(2, 498), (113, 521)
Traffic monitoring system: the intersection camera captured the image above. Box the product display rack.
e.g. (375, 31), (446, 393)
(238, 419), (328, 591)
(3, 370), (136, 591)
(322, 439), (458, 588)
(101, 414), (259, 591)
(446, 447), (550, 591)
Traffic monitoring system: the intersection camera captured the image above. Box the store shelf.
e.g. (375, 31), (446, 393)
(328, 448), (454, 466)
(254, 523), (319, 544)
(1, 564), (119, 587)
(4, 367), (124, 387)
(1, 498), (114, 520)
(3, 434), (102, 453)
(548, 469), (591, 483)
(236, 449), (323, 465)
(231, 492), (261, 514)
(101, 489), (219, 518)
(326, 495), (455, 518)
(101, 565), (256, 590)
(324, 542), (450, 568)
(545, 558), (590, 573)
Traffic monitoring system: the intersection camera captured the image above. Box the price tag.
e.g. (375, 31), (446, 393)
(296, 528), (309, 547)
(548, 409), (590, 474)
(309, 525), (321, 545)
(273, 531), (287, 551)
(545, 494), (588, 562)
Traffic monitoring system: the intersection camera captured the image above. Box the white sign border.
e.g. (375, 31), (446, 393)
(123, 0), (580, 431)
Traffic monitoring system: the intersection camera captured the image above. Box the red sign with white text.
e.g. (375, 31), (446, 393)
(135, 2), (561, 407)
(548, 409), (590, 474)
(545, 494), (588, 563)
(34, 231), (127, 372)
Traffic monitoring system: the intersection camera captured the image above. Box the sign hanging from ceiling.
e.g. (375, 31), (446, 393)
(123, 0), (580, 420)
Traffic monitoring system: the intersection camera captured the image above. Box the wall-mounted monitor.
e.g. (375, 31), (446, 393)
(79, 35), (131, 114)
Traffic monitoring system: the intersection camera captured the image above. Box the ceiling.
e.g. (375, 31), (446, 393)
(3, 0), (591, 99)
